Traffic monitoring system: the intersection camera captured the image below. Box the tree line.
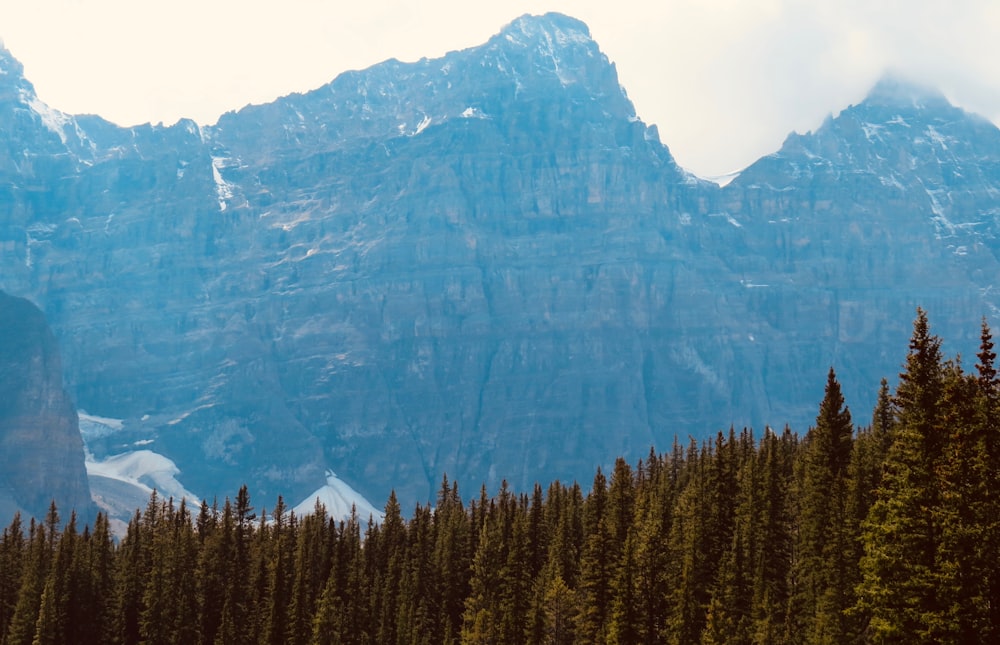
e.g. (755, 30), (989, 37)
(1, 308), (998, 644)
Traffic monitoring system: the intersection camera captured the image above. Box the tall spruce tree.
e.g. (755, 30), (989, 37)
(0, 513), (25, 639)
(855, 308), (948, 643)
(790, 368), (856, 643)
(975, 319), (1000, 638)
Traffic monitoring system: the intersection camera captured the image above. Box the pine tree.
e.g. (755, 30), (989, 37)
(702, 430), (758, 645)
(31, 511), (78, 645)
(789, 368), (856, 643)
(665, 441), (715, 645)
(975, 319), (1000, 638)
(935, 362), (989, 641)
(540, 573), (578, 645)
(287, 503), (331, 645)
(372, 491), (406, 645)
(577, 469), (615, 643)
(751, 427), (795, 644)
(80, 512), (116, 645)
(461, 520), (504, 644)
(433, 477), (470, 644)
(6, 519), (48, 645)
(0, 513), (26, 639)
(855, 308), (948, 643)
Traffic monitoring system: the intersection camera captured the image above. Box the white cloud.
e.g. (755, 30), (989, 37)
(0, 0), (998, 177)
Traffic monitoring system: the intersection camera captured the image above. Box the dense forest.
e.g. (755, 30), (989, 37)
(1, 309), (999, 645)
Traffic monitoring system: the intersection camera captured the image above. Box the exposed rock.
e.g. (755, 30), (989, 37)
(0, 17), (999, 511)
(0, 291), (93, 520)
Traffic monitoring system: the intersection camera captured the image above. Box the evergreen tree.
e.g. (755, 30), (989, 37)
(6, 519), (48, 645)
(975, 319), (1000, 638)
(855, 308), (948, 643)
(665, 441), (714, 644)
(0, 513), (25, 639)
(433, 477), (470, 644)
(751, 427), (795, 644)
(790, 368), (856, 643)
(935, 362), (989, 641)
(577, 469), (614, 643)
(372, 491), (406, 645)
(31, 511), (78, 645)
(80, 512), (116, 645)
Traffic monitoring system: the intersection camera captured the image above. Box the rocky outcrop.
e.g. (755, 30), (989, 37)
(0, 291), (93, 520)
(1, 15), (999, 510)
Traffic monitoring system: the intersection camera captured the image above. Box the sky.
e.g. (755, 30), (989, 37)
(1, 0), (999, 179)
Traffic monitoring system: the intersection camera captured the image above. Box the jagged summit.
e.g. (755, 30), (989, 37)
(7, 13), (1000, 518)
(0, 41), (22, 77)
(483, 12), (610, 92)
(0, 42), (37, 103)
(213, 11), (649, 173)
(496, 12), (594, 47)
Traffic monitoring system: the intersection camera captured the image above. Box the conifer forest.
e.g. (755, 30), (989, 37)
(2, 309), (1000, 644)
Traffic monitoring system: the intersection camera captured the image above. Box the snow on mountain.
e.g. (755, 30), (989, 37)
(81, 412), (200, 533)
(292, 470), (384, 523)
(86, 449), (198, 503)
(5, 17), (1000, 518)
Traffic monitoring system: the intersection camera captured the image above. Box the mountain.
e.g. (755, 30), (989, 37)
(715, 72), (1000, 418)
(0, 291), (93, 520)
(1, 14), (999, 512)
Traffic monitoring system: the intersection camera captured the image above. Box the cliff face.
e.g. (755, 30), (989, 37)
(0, 291), (92, 520)
(1, 15), (1000, 509)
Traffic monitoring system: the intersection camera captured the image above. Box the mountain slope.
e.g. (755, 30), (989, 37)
(0, 291), (93, 520)
(1, 17), (1000, 511)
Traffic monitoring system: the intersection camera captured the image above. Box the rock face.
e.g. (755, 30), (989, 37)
(0, 291), (93, 520)
(1, 14), (1000, 509)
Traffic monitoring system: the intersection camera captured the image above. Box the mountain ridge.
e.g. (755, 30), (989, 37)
(1, 14), (999, 515)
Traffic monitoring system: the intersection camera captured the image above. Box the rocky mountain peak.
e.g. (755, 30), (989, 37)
(6, 15), (1000, 517)
(211, 10), (647, 180)
(495, 12), (594, 51)
(482, 12), (622, 100)
(735, 72), (1000, 196)
(0, 40), (26, 81)
(0, 42), (40, 107)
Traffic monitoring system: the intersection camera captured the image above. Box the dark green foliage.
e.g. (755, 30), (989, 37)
(856, 309), (950, 643)
(789, 368), (857, 644)
(3, 310), (1000, 644)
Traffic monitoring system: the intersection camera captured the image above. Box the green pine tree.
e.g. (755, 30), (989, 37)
(855, 308), (949, 643)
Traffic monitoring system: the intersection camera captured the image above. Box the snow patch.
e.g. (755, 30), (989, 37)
(211, 156), (235, 212)
(920, 179), (956, 237)
(879, 173), (906, 191)
(701, 170), (742, 187)
(20, 89), (71, 145)
(924, 125), (953, 151)
(461, 107), (487, 119)
(410, 114), (432, 136)
(166, 403), (217, 426)
(79, 412), (125, 440)
(86, 450), (199, 505)
(861, 122), (885, 142)
(293, 470), (384, 523)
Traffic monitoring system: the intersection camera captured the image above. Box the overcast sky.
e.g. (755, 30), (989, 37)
(1, 0), (999, 178)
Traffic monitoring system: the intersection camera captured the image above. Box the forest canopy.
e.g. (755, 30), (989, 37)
(1, 308), (998, 645)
